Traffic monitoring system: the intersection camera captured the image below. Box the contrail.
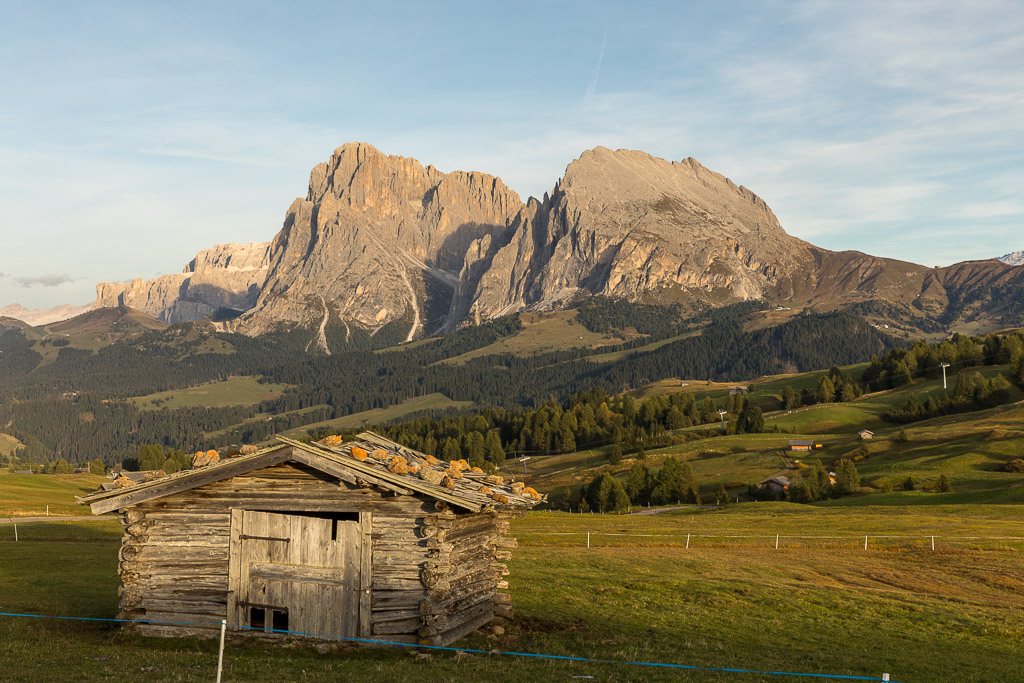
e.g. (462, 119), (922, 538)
(584, 24), (609, 113)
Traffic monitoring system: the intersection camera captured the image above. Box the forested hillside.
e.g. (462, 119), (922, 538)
(1, 301), (900, 465)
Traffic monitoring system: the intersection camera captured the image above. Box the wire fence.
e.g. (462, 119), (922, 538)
(518, 530), (1024, 551)
(0, 610), (900, 682)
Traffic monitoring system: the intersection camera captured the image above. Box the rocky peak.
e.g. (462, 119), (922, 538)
(999, 250), (1024, 266)
(458, 146), (813, 321)
(235, 143), (524, 343)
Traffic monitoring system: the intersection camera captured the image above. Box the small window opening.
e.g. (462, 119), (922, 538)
(249, 607), (265, 630)
(272, 610), (289, 633)
(331, 519), (338, 541)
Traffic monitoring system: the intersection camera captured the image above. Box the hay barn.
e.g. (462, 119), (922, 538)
(78, 432), (543, 646)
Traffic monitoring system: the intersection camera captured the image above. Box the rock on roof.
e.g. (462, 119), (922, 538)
(78, 431), (545, 515)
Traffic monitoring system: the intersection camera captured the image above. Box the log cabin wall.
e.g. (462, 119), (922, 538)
(419, 510), (523, 645)
(115, 462), (437, 641)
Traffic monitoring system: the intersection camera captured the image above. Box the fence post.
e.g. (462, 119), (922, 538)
(864, 535), (868, 551)
(775, 534), (779, 550)
(216, 619), (227, 683)
(686, 533), (690, 549)
(931, 536), (935, 551)
(13, 523), (16, 542)
(587, 532), (590, 549)
(46, 505), (49, 517)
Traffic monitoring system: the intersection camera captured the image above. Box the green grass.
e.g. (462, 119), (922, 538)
(440, 310), (637, 365)
(281, 393), (474, 438)
(129, 376), (290, 410)
(588, 328), (701, 364)
(521, 376), (1024, 507)
(0, 472), (107, 516)
(1, 509), (1022, 681)
(0, 432), (24, 457)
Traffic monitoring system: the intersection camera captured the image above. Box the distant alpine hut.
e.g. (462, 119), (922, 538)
(78, 432), (543, 646)
(858, 430), (874, 440)
(788, 440), (823, 452)
(758, 475), (791, 493)
(728, 386), (749, 396)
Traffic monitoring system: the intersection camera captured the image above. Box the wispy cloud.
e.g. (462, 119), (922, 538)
(583, 24), (608, 114)
(15, 274), (76, 288)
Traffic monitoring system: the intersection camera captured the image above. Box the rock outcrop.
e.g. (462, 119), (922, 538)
(95, 242), (270, 322)
(1000, 250), (1024, 266)
(455, 148), (816, 321)
(233, 143), (522, 344)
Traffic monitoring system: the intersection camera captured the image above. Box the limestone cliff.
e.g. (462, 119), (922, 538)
(457, 147), (817, 321)
(94, 242), (270, 322)
(233, 142), (522, 346)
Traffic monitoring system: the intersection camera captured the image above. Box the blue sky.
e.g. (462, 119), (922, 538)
(2, 0), (1023, 309)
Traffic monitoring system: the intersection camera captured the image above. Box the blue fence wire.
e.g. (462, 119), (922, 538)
(0, 610), (897, 681)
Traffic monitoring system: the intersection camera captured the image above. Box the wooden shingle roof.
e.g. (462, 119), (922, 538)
(78, 432), (545, 515)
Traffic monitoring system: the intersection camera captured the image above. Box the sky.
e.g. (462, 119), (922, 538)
(2, 0), (1023, 310)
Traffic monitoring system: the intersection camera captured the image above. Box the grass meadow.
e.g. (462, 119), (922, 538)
(129, 376), (290, 411)
(0, 471), (107, 517)
(281, 393), (474, 438)
(1, 505), (1022, 682)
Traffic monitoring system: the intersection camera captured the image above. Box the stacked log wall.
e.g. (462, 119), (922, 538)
(419, 510), (523, 645)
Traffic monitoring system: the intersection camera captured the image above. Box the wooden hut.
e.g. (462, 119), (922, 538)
(78, 432), (543, 646)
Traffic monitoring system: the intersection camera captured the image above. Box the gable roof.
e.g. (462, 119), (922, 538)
(758, 475), (791, 487)
(78, 432), (544, 516)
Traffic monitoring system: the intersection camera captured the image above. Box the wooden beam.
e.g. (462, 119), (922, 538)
(276, 437), (481, 512)
(87, 449), (294, 515)
(285, 449), (413, 496)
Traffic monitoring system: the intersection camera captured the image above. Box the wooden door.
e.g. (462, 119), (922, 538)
(227, 510), (370, 639)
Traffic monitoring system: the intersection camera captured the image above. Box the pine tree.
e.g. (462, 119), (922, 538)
(782, 385), (798, 410)
(700, 397), (718, 424)
(484, 431), (505, 466)
(810, 460), (831, 500)
(736, 406), (765, 434)
(624, 460), (649, 503)
(836, 459), (860, 495)
(714, 483), (729, 505)
(608, 442), (623, 465)
(816, 376), (836, 404)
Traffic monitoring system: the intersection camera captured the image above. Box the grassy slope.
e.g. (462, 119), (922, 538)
(280, 393), (473, 438)
(439, 310), (638, 365)
(1, 509), (1021, 682)
(0, 432), (25, 457)
(0, 472), (107, 516)
(520, 365), (1024, 506)
(129, 376), (290, 410)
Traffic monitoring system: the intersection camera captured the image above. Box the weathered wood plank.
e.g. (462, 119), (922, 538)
(359, 511), (372, 639)
(88, 449), (295, 514)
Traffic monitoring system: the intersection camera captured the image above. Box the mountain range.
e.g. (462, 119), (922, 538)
(46, 143), (1024, 346)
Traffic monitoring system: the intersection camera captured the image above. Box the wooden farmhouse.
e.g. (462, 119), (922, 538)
(78, 432), (543, 646)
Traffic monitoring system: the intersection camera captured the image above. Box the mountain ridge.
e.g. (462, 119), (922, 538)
(88, 143), (1024, 345)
